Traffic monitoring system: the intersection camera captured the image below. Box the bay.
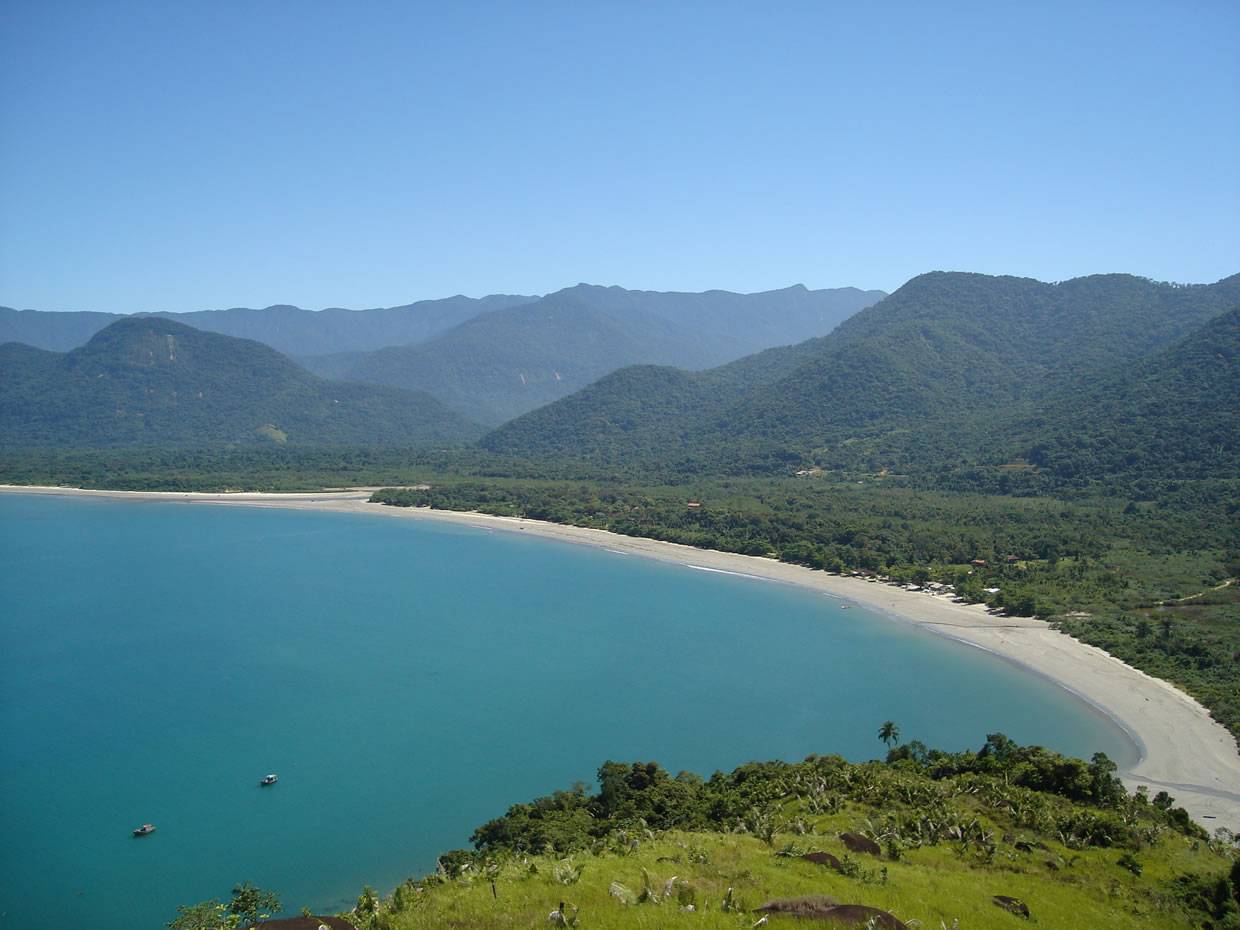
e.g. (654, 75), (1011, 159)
(0, 493), (1136, 929)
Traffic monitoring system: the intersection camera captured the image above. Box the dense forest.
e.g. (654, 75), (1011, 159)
(0, 318), (485, 446)
(481, 273), (1240, 478)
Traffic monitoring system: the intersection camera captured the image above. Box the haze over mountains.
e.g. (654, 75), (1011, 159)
(2, 273), (1236, 481)
(0, 293), (538, 355)
(312, 283), (883, 424)
(0, 283), (885, 434)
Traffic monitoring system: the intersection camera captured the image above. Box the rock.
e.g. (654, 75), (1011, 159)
(993, 895), (1030, 918)
(753, 898), (908, 929)
(840, 831), (881, 856)
(799, 851), (843, 870)
(821, 904), (909, 929)
(753, 894), (839, 918)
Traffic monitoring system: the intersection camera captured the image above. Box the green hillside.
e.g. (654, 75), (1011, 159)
(479, 273), (1240, 477)
(338, 285), (882, 425)
(181, 735), (1240, 929)
(737, 272), (1240, 449)
(0, 341), (61, 391)
(0, 317), (485, 446)
(1022, 306), (1240, 483)
(480, 335), (833, 462)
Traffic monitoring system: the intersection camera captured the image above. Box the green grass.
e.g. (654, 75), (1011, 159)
(359, 823), (1233, 929)
(333, 749), (1240, 930)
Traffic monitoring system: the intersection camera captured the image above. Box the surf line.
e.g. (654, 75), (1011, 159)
(685, 564), (777, 584)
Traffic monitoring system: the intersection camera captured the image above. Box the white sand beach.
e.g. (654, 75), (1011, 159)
(6, 484), (1239, 833)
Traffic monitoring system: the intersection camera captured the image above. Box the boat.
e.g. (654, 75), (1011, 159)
(260, 773), (278, 786)
(133, 824), (155, 836)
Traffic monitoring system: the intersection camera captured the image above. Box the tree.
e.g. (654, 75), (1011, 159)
(228, 882), (280, 926)
(355, 885), (379, 928)
(167, 900), (227, 930)
(878, 721), (901, 748)
(1088, 752), (1124, 806)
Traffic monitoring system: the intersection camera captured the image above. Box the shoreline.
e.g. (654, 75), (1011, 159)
(6, 484), (1239, 832)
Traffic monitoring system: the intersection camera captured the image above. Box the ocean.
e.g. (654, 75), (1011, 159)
(0, 493), (1136, 929)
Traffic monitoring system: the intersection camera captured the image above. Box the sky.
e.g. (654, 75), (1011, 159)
(2, 1), (1237, 313)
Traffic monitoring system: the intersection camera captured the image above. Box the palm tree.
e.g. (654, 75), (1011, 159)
(878, 721), (900, 748)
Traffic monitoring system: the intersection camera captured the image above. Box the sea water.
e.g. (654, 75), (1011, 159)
(0, 493), (1136, 929)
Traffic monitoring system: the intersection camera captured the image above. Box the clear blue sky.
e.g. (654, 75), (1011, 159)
(2, 1), (1237, 313)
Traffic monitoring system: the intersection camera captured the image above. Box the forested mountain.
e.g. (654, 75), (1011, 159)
(1023, 305), (1240, 482)
(0, 318), (484, 446)
(0, 342), (62, 392)
(480, 272), (1240, 476)
(479, 333), (835, 462)
(319, 283), (885, 424)
(0, 294), (536, 355)
(4, 284), (884, 427)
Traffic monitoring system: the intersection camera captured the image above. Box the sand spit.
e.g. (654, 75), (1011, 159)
(5, 485), (1238, 832)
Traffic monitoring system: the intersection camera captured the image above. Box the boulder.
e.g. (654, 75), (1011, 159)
(993, 895), (1031, 918)
(840, 831), (881, 856)
(799, 851), (843, 870)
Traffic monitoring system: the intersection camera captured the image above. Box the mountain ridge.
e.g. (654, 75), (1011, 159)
(330, 283), (885, 424)
(0, 293), (537, 355)
(0, 317), (484, 446)
(480, 271), (1240, 477)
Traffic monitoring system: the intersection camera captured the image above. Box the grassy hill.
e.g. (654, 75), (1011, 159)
(236, 736), (1239, 930)
(0, 317), (485, 446)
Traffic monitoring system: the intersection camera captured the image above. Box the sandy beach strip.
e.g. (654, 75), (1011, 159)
(6, 484), (1239, 833)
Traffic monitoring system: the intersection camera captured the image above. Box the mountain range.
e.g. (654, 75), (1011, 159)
(311, 283), (882, 424)
(0, 318), (483, 446)
(2, 284), (885, 426)
(481, 272), (1240, 483)
(0, 293), (537, 355)
(3, 272), (1236, 487)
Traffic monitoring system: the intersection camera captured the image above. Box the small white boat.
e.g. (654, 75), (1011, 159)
(260, 774), (278, 786)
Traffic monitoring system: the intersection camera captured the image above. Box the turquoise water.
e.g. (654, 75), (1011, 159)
(0, 494), (1136, 929)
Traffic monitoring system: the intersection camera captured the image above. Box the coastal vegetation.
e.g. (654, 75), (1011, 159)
(1, 438), (1237, 745)
(367, 474), (1240, 742)
(171, 734), (1240, 929)
(5, 270), (1238, 926)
